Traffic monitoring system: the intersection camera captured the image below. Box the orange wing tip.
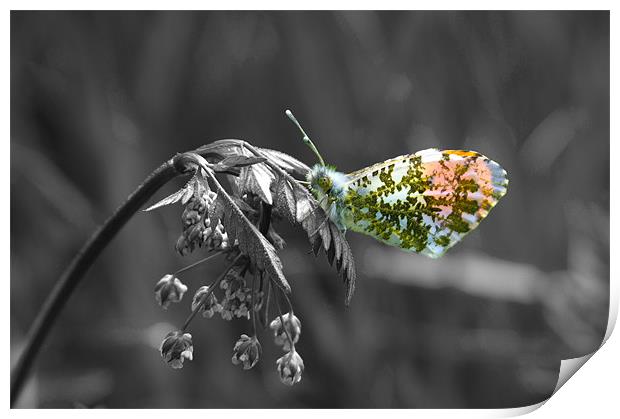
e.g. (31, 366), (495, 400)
(442, 150), (482, 158)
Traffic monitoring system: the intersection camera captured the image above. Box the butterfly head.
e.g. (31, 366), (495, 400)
(307, 163), (350, 231)
(307, 164), (348, 198)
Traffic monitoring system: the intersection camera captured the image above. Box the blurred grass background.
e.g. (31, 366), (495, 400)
(10, 11), (609, 408)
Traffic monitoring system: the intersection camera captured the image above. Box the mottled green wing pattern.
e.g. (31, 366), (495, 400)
(342, 149), (508, 258)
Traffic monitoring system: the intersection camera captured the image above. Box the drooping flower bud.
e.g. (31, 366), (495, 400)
(192, 285), (222, 318)
(186, 223), (204, 243)
(154, 274), (188, 309)
(269, 312), (301, 350)
(276, 349), (304, 386)
(175, 235), (192, 256)
(252, 291), (265, 312)
(160, 331), (193, 369)
(231, 334), (261, 370)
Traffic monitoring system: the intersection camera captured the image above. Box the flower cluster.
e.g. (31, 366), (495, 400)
(176, 182), (228, 255)
(150, 154), (312, 388)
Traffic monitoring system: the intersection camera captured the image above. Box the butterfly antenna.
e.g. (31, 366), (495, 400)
(285, 109), (326, 166)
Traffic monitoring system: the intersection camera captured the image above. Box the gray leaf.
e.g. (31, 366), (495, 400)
(238, 164), (274, 205)
(288, 179), (357, 305)
(208, 195), (225, 229)
(213, 155), (267, 172)
(209, 175), (290, 293)
(144, 188), (187, 212)
(293, 184), (314, 222)
(273, 176), (297, 222)
(258, 148), (311, 178)
(180, 181), (195, 205)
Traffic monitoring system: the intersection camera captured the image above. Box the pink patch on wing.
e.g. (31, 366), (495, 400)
(420, 151), (508, 226)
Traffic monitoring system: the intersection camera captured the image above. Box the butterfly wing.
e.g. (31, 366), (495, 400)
(342, 149), (508, 258)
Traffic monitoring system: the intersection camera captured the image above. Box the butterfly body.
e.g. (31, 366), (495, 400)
(307, 148), (508, 258)
(307, 164), (351, 230)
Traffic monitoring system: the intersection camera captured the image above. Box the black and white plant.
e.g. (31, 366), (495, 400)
(11, 133), (357, 405)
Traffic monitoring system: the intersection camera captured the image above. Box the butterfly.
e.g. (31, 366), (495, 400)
(286, 110), (509, 258)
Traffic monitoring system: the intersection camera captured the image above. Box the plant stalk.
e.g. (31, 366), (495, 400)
(173, 251), (223, 276)
(10, 143), (288, 406)
(10, 156), (190, 407)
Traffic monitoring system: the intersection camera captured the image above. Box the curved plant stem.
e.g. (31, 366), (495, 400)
(261, 277), (272, 328)
(257, 202), (272, 329)
(173, 251), (223, 276)
(251, 201), (272, 336)
(10, 157), (188, 407)
(281, 289), (295, 316)
(250, 272), (258, 337)
(258, 202), (272, 235)
(11, 142), (296, 406)
(273, 284), (295, 351)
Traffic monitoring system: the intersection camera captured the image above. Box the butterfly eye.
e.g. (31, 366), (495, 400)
(317, 176), (333, 191)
